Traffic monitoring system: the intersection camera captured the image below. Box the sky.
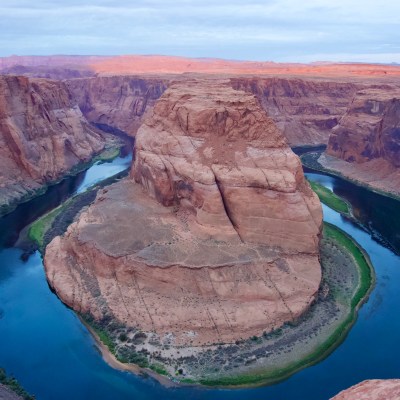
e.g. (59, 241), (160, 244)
(1, 0), (400, 63)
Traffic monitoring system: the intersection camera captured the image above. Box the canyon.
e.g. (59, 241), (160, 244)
(0, 75), (106, 215)
(0, 55), (399, 391)
(44, 80), (322, 350)
(320, 87), (400, 197)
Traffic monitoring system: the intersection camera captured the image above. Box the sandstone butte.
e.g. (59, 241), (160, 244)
(321, 87), (400, 197)
(331, 379), (400, 400)
(44, 80), (323, 347)
(0, 75), (105, 214)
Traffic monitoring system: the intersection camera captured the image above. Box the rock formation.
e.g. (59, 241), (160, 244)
(231, 77), (358, 146)
(0, 75), (105, 215)
(67, 75), (359, 147)
(44, 80), (322, 347)
(320, 87), (400, 197)
(331, 379), (400, 400)
(66, 76), (168, 137)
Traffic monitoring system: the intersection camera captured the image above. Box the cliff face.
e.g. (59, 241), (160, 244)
(327, 88), (400, 166)
(231, 77), (358, 146)
(320, 87), (400, 196)
(66, 76), (168, 137)
(0, 75), (105, 214)
(67, 75), (358, 146)
(45, 80), (322, 347)
(331, 380), (400, 400)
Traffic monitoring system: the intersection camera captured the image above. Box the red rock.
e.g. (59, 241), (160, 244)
(66, 76), (168, 137)
(331, 379), (400, 400)
(231, 77), (358, 146)
(0, 75), (105, 214)
(44, 80), (322, 347)
(322, 87), (400, 197)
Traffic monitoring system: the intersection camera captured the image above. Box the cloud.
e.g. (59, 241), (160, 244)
(0, 0), (399, 62)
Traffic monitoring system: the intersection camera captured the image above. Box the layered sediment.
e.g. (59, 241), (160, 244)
(0, 75), (106, 214)
(45, 80), (322, 349)
(66, 76), (168, 137)
(231, 77), (358, 146)
(321, 87), (400, 197)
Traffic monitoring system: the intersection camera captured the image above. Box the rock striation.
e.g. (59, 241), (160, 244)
(331, 379), (400, 400)
(321, 87), (400, 197)
(231, 77), (358, 146)
(0, 75), (105, 214)
(67, 75), (359, 146)
(45, 80), (322, 347)
(66, 76), (168, 137)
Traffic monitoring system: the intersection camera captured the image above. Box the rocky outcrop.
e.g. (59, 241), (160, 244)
(45, 80), (322, 347)
(321, 87), (400, 197)
(331, 379), (400, 399)
(231, 77), (358, 146)
(0, 75), (105, 214)
(0, 384), (24, 400)
(66, 76), (168, 137)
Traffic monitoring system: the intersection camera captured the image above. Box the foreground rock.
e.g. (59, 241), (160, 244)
(45, 80), (322, 349)
(0, 75), (106, 215)
(331, 380), (400, 399)
(321, 87), (400, 197)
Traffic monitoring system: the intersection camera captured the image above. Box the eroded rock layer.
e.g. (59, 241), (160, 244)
(45, 80), (322, 347)
(0, 75), (105, 213)
(66, 76), (168, 137)
(231, 77), (358, 146)
(331, 379), (400, 400)
(322, 87), (400, 196)
(66, 75), (359, 146)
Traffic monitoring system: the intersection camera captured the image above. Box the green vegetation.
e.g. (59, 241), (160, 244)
(308, 179), (350, 215)
(95, 147), (121, 162)
(149, 363), (168, 376)
(323, 222), (373, 308)
(0, 368), (35, 400)
(80, 314), (150, 369)
(28, 203), (67, 249)
(301, 151), (400, 202)
(197, 223), (374, 388)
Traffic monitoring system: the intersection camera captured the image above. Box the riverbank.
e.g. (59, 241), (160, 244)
(301, 151), (400, 202)
(0, 134), (125, 219)
(0, 369), (34, 400)
(307, 179), (351, 216)
(75, 222), (374, 388)
(23, 168), (129, 252)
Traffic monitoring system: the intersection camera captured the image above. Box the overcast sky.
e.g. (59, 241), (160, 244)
(1, 0), (399, 63)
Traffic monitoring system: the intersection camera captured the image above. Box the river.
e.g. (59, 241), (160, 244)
(0, 152), (399, 400)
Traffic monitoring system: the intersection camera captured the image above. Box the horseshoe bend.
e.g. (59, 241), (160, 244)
(44, 80), (323, 351)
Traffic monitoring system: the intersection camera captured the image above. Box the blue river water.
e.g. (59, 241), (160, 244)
(0, 158), (399, 400)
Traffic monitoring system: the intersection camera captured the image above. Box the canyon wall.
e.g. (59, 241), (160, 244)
(0, 75), (105, 214)
(67, 75), (358, 146)
(44, 80), (322, 348)
(66, 76), (168, 137)
(231, 77), (358, 146)
(320, 87), (400, 197)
